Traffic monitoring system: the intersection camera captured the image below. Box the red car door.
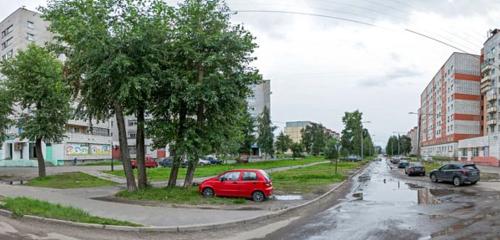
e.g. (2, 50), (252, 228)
(239, 171), (258, 197)
(218, 171), (241, 196)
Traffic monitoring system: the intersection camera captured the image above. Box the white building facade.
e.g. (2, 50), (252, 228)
(0, 8), (113, 166)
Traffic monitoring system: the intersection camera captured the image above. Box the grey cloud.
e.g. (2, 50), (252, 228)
(357, 68), (422, 87)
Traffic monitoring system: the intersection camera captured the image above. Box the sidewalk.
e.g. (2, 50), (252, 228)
(0, 184), (267, 227)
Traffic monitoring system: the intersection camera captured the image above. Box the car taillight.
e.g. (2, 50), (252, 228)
(265, 180), (272, 187)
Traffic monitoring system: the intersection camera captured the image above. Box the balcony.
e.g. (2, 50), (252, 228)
(481, 62), (493, 73)
(481, 76), (492, 94)
(487, 106), (498, 113)
(487, 92), (498, 101)
(488, 119), (497, 125)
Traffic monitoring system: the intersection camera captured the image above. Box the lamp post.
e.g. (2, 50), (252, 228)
(361, 121), (371, 160)
(335, 142), (341, 175)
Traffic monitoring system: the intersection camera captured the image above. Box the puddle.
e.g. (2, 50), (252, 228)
(274, 195), (303, 201)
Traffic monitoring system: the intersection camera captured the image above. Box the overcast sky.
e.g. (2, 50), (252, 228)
(2, 0), (500, 146)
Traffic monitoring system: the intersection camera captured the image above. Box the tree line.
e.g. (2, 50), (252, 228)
(385, 135), (412, 156)
(273, 110), (375, 160)
(0, 0), (264, 192)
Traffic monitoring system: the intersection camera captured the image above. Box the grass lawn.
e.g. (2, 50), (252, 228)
(27, 172), (117, 189)
(105, 156), (326, 181)
(115, 160), (366, 205)
(116, 187), (247, 205)
(80, 160), (116, 166)
(271, 161), (366, 193)
(0, 197), (140, 226)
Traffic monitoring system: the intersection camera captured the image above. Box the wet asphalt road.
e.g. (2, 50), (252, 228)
(262, 160), (464, 240)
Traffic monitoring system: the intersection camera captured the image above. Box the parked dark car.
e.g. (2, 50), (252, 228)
(390, 158), (400, 164)
(199, 169), (273, 202)
(205, 156), (223, 165)
(405, 162), (425, 176)
(429, 163), (480, 186)
(398, 160), (410, 169)
(159, 157), (173, 167)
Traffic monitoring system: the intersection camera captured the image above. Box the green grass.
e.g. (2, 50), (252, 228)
(0, 197), (140, 226)
(116, 160), (365, 205)
(105, 156), (326, 181)
(116, 187), (248, 205)
(27, 172), (117, 189)
(271, 161), (366, 193)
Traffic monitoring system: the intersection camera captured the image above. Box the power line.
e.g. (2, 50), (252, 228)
(235, 9), (473, 54)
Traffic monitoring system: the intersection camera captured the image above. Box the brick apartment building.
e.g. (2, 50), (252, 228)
(419, 52), (482, 158)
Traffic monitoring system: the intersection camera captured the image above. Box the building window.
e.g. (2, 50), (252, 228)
(27, 21), (34, 29)
(1, 37), (13, 50)
(128, 132), (136, 139)
(2, 49), (13, 60)
(1, 25), (13, 38)
(27, 33), (35, 41)
(462, 149), (467, 157)
(472, 148), (479, 157)
(128, 120), (137, 126)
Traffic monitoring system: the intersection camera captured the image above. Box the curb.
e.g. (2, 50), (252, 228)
(1, 162), (369, 233)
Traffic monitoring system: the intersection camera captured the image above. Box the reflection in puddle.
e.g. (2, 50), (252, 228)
(417, 189), (441, 205)
(274, 195), (303, 201)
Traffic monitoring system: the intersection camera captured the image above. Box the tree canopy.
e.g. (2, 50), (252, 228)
(0, 44), (71, 177)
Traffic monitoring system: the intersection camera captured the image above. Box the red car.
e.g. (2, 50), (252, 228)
(131, 156), (158, 169)
(198, 169), (272, 202)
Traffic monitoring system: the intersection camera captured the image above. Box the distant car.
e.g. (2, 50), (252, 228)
(390, 158), (400, 164)
(398, 160), (410, 169)
(430, 163), (480, 186)
(198, 159), (211, 166)
(158, 157), (173, 167)
(131, 156), (158, 169)
(405, 162), (425, 176)
(345, 155), (362, 161)
(199, 169), (273, 202)
(205, 156), (223, 165)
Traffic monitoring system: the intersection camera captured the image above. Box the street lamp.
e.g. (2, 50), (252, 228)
(361, 121), (371, 160)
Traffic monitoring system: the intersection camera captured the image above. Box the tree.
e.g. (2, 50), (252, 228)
(301, 123), (329, 156)
(0, 87), (12, 144)
(148, 0), (260, 187)
(256, 106), (275, 160)
(41, 0), (170, 191)
(238, 109), (256, 155)
(400, 135), (412, 155)
(275, 131), (292, 154)
(0, 45), (71, 177)
(385, 135), (399, 156)
(340, 111), (363, 156)
(324, 138), (339, 160)
(290, 142), (304, 159)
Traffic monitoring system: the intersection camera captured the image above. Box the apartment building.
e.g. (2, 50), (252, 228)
(0, 8), (113, 166)
(407, 127), (418, 155)
(284, 121), (313, 143)
(456, 29), (500, 166)
(419, 52), (481, 158)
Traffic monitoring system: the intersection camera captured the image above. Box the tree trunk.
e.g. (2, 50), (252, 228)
(168, 148), (180, 187)
(35, 137), (46, 177)
(183, 157), (198, 187)
(114, 102), (137, 192)
(136, 106), (147, 189)
(167, 103), (187, 188)
(183, 66), (204, 188)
